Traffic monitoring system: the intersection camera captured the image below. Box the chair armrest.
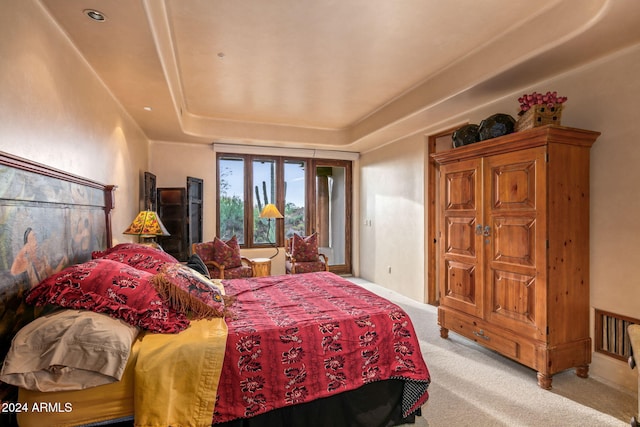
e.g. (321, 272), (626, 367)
(203, 260), (223, 269)
(203, 260), (225, 279)
(287, 255), (297, 274)
(318, 253), (329, 271)
(628, 325), (640, 369)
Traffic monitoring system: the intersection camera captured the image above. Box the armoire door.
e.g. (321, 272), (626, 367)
(438, 157), (484, 319)
(482, 147), (547, 341)
(157, 187), (188, 261)
(187, 176), (204, 248)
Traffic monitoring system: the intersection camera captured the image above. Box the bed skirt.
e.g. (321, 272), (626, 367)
(215, 379), (419, 427)
(63, 379), (419, 427)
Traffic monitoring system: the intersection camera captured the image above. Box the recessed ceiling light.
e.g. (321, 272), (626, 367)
(143, 106), (153, 111)
(84, 9), (106, 22)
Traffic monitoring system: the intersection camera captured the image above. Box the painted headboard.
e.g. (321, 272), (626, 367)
(0, 151), (115, 362)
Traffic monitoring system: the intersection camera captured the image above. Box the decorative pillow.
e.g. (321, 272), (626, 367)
(0, 309), (139, 392)
(186, 253), (210, 278)
(26, 258), (189, 333)
(212, 236), (242, 269)
(92, 243), (178, 274)
(152, 263), (233, 319)
(291, 233), (319, 262)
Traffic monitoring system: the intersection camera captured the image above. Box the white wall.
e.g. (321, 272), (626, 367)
(359, 43), (640, 392)
(0, 1), (149, 244)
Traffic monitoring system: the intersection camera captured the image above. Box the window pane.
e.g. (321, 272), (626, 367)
(253, 159), (277, 244)
(219, 157), (245, 243)
(284, 160), (306, 239)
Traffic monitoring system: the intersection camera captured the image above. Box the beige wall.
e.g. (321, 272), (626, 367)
(149, 140), (216, 237)
(359, 135), (426, 301)
(359, 43), (640, 391)
(0, 1), (149, 241)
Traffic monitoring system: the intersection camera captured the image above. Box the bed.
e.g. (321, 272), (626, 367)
(0, 151), (430, 427)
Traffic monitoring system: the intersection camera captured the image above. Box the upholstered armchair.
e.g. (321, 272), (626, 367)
(285, 233), (329, 274)
(192, 236), (253, 279)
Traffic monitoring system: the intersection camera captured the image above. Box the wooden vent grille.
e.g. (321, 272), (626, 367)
(595, 309), (640, 361)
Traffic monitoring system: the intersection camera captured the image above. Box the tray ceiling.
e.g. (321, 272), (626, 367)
(39, 0), (640, 152)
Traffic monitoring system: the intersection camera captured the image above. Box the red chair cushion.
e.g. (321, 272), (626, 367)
(222, 266), (253, 279)
(290, 261), (326, 274)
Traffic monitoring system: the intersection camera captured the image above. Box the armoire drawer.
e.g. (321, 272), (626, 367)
(443, 313), (519, 360)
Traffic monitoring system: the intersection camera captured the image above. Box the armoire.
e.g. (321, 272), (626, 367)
(433, 125), (600, 389)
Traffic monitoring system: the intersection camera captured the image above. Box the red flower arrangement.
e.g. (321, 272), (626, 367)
(517, 91), (567, 114)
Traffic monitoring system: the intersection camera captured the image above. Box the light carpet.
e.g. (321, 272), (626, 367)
(348, 278), (637, 427)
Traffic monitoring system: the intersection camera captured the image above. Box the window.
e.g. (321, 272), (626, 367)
(252, 158), (277, 245)
(216, 153), (352, 274)
(284, 159), (306, 239)
(218, 157), (245, 243)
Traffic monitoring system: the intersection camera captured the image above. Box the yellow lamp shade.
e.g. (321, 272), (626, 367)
(259, 203), (283, 219)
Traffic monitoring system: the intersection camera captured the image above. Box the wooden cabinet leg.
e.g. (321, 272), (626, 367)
(537, 372), (552, 390)
(439, 327), (449, 339)
(575, 365), (589, 379)
(537, 366), (587, 390)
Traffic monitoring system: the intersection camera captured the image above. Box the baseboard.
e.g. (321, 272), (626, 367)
(591, 351), (638, 394)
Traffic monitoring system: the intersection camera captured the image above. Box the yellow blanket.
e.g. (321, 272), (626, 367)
(134, 317), (228, 427)
(17, 318), (228, 427)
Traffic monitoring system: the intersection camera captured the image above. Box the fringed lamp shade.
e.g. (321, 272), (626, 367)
(123, 211), (170, 238)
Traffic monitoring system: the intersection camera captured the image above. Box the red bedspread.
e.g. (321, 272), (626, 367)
(213, 272), (430, 424)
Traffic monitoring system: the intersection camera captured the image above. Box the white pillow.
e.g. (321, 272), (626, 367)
(0, 309), (139, 392)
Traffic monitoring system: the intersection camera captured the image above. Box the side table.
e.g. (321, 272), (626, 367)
(251, 257), (271, 277)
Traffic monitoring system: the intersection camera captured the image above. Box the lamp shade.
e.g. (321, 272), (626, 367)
(259, 203), (283, 219)
(123, 210), (170, 237)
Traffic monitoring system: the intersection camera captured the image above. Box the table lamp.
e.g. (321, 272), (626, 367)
(123, 210), (170, 249)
